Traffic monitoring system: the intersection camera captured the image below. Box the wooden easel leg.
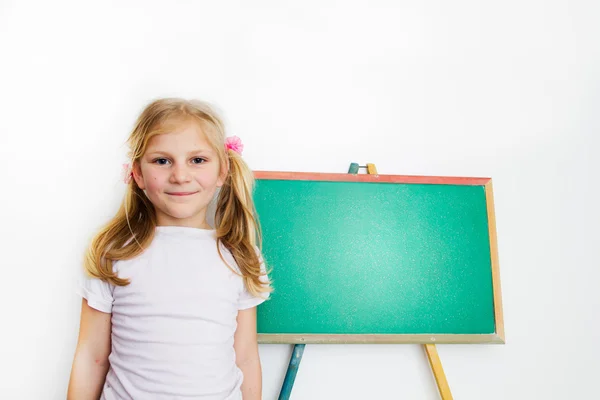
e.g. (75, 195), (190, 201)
(278, 344), (305, 400)
(366, 163), (378, 175)
(424, 344), (453, 400)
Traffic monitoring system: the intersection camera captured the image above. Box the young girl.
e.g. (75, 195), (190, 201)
(67, 98), (272, 400)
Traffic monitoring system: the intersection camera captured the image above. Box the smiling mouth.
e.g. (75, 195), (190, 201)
(167, 191), (198, 196)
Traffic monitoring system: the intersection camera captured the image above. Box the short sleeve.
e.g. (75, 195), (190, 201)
(76, 268), (114, 314)
(237, 249), (271, 310)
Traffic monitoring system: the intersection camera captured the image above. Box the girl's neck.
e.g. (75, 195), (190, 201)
(157, 223), (213, 230)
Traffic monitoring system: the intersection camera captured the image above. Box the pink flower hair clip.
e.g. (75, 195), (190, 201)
(224, 135), (244, 156)
(122, 163), (133, 184)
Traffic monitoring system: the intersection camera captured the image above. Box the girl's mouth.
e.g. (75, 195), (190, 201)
(167, 192), (198, 196)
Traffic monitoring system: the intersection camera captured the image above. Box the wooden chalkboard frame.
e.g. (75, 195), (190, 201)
(254, 171), (505, 345)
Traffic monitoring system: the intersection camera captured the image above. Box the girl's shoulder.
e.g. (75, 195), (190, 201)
(217, 242), (266, 274)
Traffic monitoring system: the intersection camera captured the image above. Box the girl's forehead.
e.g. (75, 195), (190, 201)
(159, 117), (203, 136)
(146, 121), (214, 153)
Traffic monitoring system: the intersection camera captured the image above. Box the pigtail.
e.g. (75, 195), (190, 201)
(83, 166), (157, 286)
(215, 150), (273, 298)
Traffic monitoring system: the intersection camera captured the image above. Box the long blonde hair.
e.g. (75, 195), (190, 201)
(83, 98), (272, 298)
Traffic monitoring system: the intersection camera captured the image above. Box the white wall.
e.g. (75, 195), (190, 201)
(1, 1), (598, 399)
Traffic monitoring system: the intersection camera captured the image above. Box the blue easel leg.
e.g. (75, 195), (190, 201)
(278, 344), (305, 400)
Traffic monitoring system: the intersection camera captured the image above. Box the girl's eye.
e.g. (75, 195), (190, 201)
(154, 158), (170, 165)
(192, 157), (206, 164)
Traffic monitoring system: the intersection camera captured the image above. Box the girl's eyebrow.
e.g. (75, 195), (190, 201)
(146, 149), (213, 157)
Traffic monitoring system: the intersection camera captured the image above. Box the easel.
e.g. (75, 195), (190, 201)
(277, 162), (453, 400)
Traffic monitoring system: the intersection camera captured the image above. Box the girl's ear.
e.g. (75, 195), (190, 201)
(132, 162), (146, 190)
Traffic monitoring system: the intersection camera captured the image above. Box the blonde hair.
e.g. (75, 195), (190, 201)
(83, 98), (272, 298)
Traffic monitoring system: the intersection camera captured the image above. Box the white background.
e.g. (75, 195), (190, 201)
(1, 1), (598, 399)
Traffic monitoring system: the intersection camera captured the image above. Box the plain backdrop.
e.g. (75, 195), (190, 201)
(1, 1), (598, 399)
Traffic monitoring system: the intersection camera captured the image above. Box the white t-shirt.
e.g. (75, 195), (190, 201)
(77, 226), (270, 400)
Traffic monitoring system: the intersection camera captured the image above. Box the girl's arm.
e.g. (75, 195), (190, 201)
(67, 298), (112, 400)
(234, 306), (263, 400)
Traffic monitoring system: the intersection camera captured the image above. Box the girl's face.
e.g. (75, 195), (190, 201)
(132, 120), (226, 229)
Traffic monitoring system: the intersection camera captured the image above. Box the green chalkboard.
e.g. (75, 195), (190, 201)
(254, 172), (504, 344)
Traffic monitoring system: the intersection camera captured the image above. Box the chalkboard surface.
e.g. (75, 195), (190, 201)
(254, 172), (504, 344)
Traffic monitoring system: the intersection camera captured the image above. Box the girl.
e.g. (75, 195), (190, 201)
(67, 98), (272, 400)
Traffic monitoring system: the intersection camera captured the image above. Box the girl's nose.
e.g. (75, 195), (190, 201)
(170, 165), (192, 183)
